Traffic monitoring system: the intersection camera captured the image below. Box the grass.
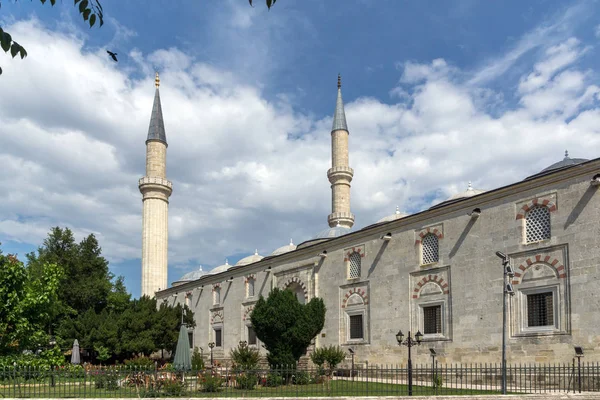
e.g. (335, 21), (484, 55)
(0, 378), (502, 398)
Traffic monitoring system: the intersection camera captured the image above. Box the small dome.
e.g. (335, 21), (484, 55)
(172, 266), (206, 286)
(446, 182), (485, 201)
(377, 206), (409, 223)
(271, 239), (297, 256)
(208, 259), (232, 275)
(540, 150), (588, 173)
(235, 250), (264, 266)
(314, 222), (352, 239)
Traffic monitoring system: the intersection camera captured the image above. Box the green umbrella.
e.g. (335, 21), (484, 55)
(173, 324), (191, 371)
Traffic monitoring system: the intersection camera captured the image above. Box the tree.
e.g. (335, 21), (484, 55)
(0, 249), (62, 354)
(1, 0), (278, 76)
(251, 288), (325, 368)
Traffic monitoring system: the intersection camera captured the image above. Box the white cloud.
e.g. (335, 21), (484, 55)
(1, 18), (600, 292)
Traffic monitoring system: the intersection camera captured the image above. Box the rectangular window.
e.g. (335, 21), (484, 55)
(527, 292), (554, 327)
(214, 327), (222, 347)
(247, 280), (255, 297)
(247, 326), (257, 345)
(349, 314), (363, 340)
(188, 331), (194, 349)
(213, 288), (220, 305)
(423, 305), (442, 334)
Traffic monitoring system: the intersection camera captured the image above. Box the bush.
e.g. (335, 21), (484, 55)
(191, 347), (205, 371)
(162, 380), (186, 396)
(230, 341), (260, 371)
(124, 356), (155, 369)
(310, 345), (346, 374)
(235, 372), (258, 390)
(94, 370), (119, 390)
(200, 372), (222, 392)
(293, 370), (312, 385)
(263, 372), (283, 387)
(433, 374), (443, 389)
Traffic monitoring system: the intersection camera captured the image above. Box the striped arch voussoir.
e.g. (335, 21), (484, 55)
(245, 274), (256, 283)
(516, 198), (557, 220)
(282, 276), (308, 300)
(344, 247), (365, 262)
(212, 283), (221, 291)
(415, 227), (443, 245)
(412, 274), (449, 299)
(341, 287), (369, 308)
(511, 254), (566, 285)
(243, 306), (254, 321)
(210, 310), (224, 324)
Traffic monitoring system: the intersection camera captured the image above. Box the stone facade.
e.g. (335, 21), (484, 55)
(158, 160), (600, 365)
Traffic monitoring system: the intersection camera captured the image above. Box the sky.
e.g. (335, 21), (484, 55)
(1, 0), (600, 299)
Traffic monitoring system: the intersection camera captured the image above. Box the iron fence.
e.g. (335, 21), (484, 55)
(0, 362), (599, 398)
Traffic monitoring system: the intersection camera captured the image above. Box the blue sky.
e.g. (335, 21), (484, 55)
(1, 0), (599, 298)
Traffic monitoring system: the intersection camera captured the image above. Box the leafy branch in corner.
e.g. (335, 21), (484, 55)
(249, 0), (277, 10)
(0, 0), (104, 75)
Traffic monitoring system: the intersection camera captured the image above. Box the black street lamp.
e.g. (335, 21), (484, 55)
(49, 335), (57, 387)
(208, 342), (215, 367)
(396, 330), (423, 396)
(429, 348), (437, 389)
(495, 251), (515, 395)
(348, 348), (355, 381)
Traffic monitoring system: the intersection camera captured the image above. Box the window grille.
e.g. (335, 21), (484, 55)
(213, 288), (220, 305)
(188, 331), (194, 349)
(423, 305), (442, 334)
(247, 279), (255, 297)
(526, 206), (551, 243)
(527, 292), (554, 327)
(214, 328), (222, 347)
(422, 234), (439, 264)
(349, 314), (363, 339)
(247, 326), (257, 345)
(349, 252), (361, 279)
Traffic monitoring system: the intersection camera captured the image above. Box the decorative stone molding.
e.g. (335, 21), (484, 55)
(245, 274), (256, 283)
(415, 226), (443, 245)
(281, 276), (308, 300)
(516, 197), (557, 220)
(242, 306), (254, 321)
(343, 246), (365, 261)
(185, 291), (192, 297)
(210, 310), (224, 324)
(212, 283), (221, 291)
(412, 274), (449, 299)
(341, 287), (369, 308)
(512, 254), (566, 285)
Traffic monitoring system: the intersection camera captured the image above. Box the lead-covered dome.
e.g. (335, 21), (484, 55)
(314, 222), (351, 239)
(525, 151), (588, 180)
(376, 206), (409, 223)
(235, 250), (264, 266)
(208, 260), (232, 275)
(271, 239), (297, 256)
(172, 266), (206, 286)
(446, 182), (486, 201)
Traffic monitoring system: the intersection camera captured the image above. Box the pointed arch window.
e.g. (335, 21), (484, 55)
(525, 206), (551, 243)
(421, 234), (439, 265)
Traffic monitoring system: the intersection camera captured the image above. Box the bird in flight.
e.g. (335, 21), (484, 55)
(106, 50), (118, 62)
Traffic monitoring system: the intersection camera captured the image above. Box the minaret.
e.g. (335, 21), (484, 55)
(139, 72), (173, 297)
(327, 74), (354, 228)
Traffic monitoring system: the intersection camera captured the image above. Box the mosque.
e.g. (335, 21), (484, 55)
(140, 73), (600, 365)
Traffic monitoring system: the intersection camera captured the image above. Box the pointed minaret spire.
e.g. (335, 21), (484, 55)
(332, 74), (348, 132)
(327, 74), (354, 228)
(147, 72), (167, 145)
(139, 74), (173, 297)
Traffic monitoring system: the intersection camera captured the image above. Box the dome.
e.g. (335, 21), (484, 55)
(235, 250), (264, 266)
(271, 239), (297, 256)
(172, 266), (206, 286)
(314, 222), (352, 239)
(446, 182), (486, 201)
(525, 151), (589, 180)
(208, 260), (232, 275)
(376, 206), (409, 223)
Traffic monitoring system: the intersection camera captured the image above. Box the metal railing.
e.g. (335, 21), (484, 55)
(1, 362), (599, 398)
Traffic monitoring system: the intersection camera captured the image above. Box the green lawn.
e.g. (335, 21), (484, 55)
(0, 379), (502, 398)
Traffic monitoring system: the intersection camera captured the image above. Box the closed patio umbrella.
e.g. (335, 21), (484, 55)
(173, 325), (191, 371)
(70, 339), (80, 365)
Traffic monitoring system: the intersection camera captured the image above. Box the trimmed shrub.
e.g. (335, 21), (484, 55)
(264, 372), (283, 387)
(236, 373), (258, 390)
(191, 347), (205, 371)
(200, 372), (222, 392)
(162, 380), (186, 396)
(293, 370), (312, 385)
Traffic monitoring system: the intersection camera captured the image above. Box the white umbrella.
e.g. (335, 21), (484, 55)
(70, 339), (80, 365)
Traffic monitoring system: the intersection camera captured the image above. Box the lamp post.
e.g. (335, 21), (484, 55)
(396, 330), (423, 396)
(429, 348), (437, 389)
(495, 251), (515, 395)
(574, 346), (584, 393)
(49, 335), (57, 387)
(348, 348), (355, 381)
(208, 342), (215, 367)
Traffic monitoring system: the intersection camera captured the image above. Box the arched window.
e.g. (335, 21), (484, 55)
(348, 252), (361, 279)
(213, 286), (221, 305)
(422, 234), (439, 265)
(525, 206), (551, 243)
(286, 281), (306, 304)
(246, 278), (255, 297)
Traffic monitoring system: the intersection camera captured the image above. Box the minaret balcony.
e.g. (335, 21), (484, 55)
(139, 176), (173, 188)
(327, 166), (354, 180)
(327, 212), (355, 227)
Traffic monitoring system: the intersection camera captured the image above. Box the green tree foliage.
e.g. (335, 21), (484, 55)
(0, 249), (63, 355)
(310, 345), (346, 374)
(230, 341), (260, 371)
(250, 288), (325, 368)
(0, 0), (103, 75)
